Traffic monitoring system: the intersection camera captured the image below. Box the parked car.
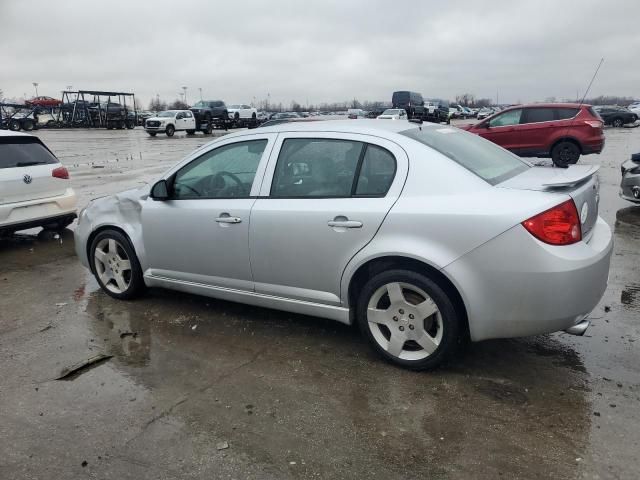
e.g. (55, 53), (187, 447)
(620, 152), (640, 203)
(424, 99), (450, 124)
(454, 105), (473, 119)
(227, 104), (258, 126)
(347, 109), (365, 119)
(190, 100), (229, 131)
(593, 105), (638, 128)
(0, 130), (76, 234)
(377, 109), (407, 120)
(25, 96), (62, 107)
(628, 102), (640, 117)
(448, 107), (459, 119)
(462, 103), (605, 167)
(145, 110), (196, 137)
(476, 107), (494, 120)
(75, 120), (611, 370)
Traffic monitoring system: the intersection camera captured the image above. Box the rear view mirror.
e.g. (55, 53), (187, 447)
(150, 179), (169, 200)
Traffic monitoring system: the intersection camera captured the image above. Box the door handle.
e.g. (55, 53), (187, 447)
(328, 220), (362, 228)
(215, 215), (242, 224)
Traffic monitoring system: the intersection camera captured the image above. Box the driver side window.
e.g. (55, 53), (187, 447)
(172, 139), (267, 199)
(489, 109), (522, 127)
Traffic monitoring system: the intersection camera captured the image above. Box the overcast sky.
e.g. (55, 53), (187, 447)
(1, 0), (638, 108)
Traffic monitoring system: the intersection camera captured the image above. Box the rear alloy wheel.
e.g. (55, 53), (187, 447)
(357, 270), (460, 370)
(612, 117), (624, 128)
(551, 141), (580, 168)
(166, 125), (175, 137)
(90, 230), (144, 300)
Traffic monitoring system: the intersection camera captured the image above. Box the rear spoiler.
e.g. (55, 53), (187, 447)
(542, 165), (599, 188)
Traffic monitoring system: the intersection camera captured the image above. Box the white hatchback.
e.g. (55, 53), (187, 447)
(0, 131), (77, 234)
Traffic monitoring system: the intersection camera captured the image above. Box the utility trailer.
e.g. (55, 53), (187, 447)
(59, 90), (138, 129)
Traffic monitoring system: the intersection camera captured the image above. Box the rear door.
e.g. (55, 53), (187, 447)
(0, 136), (66, 205)
(249, 132), (408, 305)
(517, 107), (558, 155)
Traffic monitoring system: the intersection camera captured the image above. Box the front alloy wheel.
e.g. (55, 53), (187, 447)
(90, 230), (144, 299)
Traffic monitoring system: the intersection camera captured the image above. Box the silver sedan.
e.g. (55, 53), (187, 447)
(75, 120), (613, 370)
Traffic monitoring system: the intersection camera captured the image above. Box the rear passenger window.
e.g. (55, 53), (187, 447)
(524, 108), (555, 123)
(356, 145), (396, 196)
(270, 139), (397, 198)
(555, 108), (579, 120)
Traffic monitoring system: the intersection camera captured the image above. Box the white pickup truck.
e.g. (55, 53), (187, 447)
(226, 104), (258, 126)
(144, 110), (196, 137)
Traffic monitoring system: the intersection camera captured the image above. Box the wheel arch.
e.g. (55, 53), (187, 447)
(346, 255), (469, 337)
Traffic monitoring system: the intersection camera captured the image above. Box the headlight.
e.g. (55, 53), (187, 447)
(159, 121), (166, 126)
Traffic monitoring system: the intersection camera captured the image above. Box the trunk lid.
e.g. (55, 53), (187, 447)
(497, 165), (600, 239)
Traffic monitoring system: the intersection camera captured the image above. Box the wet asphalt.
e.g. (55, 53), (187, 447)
(0, 124), (639, 479)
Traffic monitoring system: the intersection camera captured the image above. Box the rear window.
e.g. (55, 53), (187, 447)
(556, 108), (579, 120)
(401, 127), (529, 185)
(0, 137), (59, 169)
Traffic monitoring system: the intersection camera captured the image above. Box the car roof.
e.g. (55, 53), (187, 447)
(502, 102), (586, 110)
(0, 129), (33, 138)
(240, 119), (425, 137)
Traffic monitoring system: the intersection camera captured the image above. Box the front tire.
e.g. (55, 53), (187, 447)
(8, 119), (21, 131)
(356, 269), (461, 370)
(165, 125), (175, 137)
(551, 141), (580, 168)
(612, 117), (624, 128)
(90, 230), (144, 300)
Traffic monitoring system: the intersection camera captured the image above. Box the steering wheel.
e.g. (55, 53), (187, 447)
(207, 171), (245, 196)
(174, 182), (201, 197)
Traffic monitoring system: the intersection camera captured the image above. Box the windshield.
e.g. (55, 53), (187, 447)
(382, 109), (400, 115)
(401, 126), (529, 185)
(157, 111), (177, 117)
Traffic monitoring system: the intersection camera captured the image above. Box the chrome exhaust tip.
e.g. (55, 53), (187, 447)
(565, 319), (590, 336)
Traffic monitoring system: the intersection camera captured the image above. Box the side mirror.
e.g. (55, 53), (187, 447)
(150, 179), (169, 200)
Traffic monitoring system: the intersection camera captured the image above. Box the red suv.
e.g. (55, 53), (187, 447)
(461, 103), (604, 167)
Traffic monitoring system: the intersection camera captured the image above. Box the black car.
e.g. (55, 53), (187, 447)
(594, 106), (638, 127)
(190, 100), (230, 132)
(424, 98), (450, 124)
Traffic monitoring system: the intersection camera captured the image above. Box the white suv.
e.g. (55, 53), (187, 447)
(226, 104), (258, 126)
(0, 131), (77, 234)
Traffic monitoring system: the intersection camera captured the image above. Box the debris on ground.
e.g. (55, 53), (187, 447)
(81, 460), (88, 467)
(216, 441), (229, 451)
(55, 302), (68, 307)
(604, 305), (611, 312)
(56, 353), (113, 381)
(191, 325), (198, 331)
(119, 331), (137, 339)
(39, 324), (53, 332)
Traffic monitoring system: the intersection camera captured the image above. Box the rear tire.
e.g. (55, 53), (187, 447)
(356, 269), (461, 370)
(166, 125), (175, 137)
(89, 229), (145, 300)
(21, 119), (35, 131)
(551, 141), (580, 168)
(8, 119), (21, 131)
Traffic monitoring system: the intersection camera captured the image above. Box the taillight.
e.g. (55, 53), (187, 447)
(584, 120), (603, 129)
(52, 166), (69, 179)
(522, 199), (582, 245)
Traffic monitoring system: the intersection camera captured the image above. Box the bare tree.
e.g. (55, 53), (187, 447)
(169, 99), (189, 110)
(455, 93), (475, 106)
(149, 96), (168, 112)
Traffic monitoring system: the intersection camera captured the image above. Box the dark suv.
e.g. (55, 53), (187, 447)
(594, 106), (638, 128)
(392, 91), (425, 120)
(190, 100), (230, 131)
(462, 103), (605, 167)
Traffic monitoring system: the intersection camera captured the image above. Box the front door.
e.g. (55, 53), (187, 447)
(477, 108), (523, 152)
(249, 132), (408, 305)
(141, 135), (275, 290)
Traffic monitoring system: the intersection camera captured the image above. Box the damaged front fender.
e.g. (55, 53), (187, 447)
(74, 186), (150, 271)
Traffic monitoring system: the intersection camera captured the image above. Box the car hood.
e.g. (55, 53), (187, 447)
(377, 115), (398, 119)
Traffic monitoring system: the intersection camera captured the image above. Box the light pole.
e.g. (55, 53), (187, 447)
(199, 88), (202, 101)
(182, 86), (187, 106)
(32, 82), (39, 97)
